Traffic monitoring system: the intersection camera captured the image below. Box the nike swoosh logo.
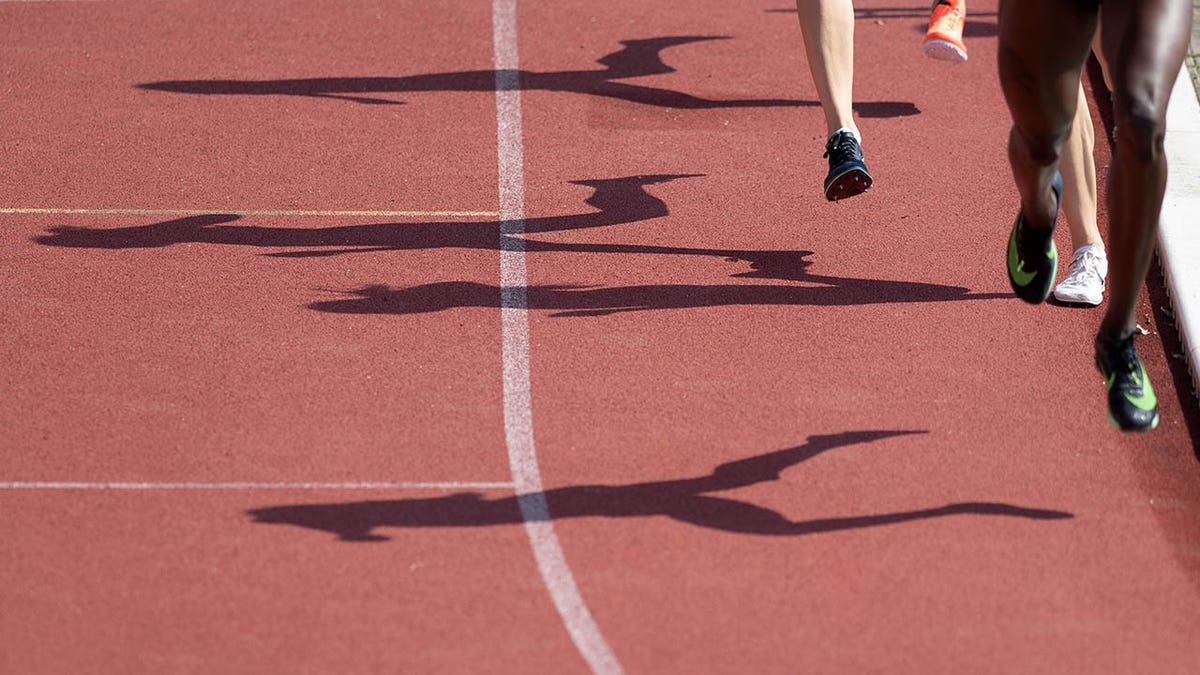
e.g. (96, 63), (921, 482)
(1008, 223), (1038, 287)
(1124, 370), (1158, 411)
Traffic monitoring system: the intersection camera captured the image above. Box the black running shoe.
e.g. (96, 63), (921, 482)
(1095, 333), (1160, 432)
(823, 131), (872, 201)
(1006, 171), (1063, 303)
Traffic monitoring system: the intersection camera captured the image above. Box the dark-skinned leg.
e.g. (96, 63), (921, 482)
(997, 0), (1098, 302)
(1097, 0), (1193, 340)
(1089, 0), (1192, 431)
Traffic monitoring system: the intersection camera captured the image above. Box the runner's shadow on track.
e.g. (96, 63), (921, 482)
(34, 173), (1007, 314)
(246, 430), (1072, 541)
(304, 239), (1008, 317)
(32, 174), (699, 253)
(308, 270), (1007, 317)
(136, 36), (918, 117)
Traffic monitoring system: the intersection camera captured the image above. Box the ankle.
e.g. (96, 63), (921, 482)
(830, 127), (861, 144)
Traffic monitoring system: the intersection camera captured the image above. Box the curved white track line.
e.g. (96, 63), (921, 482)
(491, 2), (623, 673)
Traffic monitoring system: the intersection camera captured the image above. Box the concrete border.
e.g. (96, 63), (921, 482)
(1159, 61), (1200, 400)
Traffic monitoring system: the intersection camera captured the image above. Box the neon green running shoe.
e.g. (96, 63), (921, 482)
(1095, 333), (1160, 432)
(1006, 171), (1062, 303)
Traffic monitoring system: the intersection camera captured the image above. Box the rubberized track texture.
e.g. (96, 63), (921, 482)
(2, 1), (1199, 673)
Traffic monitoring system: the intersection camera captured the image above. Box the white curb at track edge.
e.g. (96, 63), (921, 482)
(1159, 64), (1200, 403)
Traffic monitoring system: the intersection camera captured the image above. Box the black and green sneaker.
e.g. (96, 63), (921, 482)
(1095, 333), (1160, 432)
(1006, 171), (1063, 303)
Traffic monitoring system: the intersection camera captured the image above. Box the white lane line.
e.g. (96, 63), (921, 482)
(0, 208), (497, 218)
(491, 2), (623, 674)
(0, 481), (514, 490)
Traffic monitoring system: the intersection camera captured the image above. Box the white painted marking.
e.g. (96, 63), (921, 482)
(0, 208), (497, 218)
(491, 2), (623, 673)
(0, 481), (514, 490)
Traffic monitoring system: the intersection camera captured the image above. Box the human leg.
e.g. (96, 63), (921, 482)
(997, 0), (1098, 302)
(1089, 0), (1191, 430)
(1096, 0), (1192, 340)
(1060, 82), (1103, 252)
(796, 0), (857, 138)
(1054, 80), (1108, 305)
(1092, 25), (1114, 92)
(795, 0), (872, 200)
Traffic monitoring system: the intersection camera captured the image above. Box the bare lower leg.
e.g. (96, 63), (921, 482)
(1059, 82), (1104, 251)
(1005, 115), (1072, 233)
(1092, 26), (1113, 91)
(1096, 0), (1192, 338)
(1099, 130), (1167, 338)
(796, 0), (857, 138)
(997, 1), (1096, 234)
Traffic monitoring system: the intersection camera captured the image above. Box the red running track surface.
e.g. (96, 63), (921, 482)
(2, 1), (1199, 673)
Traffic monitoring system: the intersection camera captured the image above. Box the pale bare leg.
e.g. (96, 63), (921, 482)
(796, 0), (858, 138)
(1060, 81), (1105, 252)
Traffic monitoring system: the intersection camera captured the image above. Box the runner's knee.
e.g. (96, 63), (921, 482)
(1113, 91), (1167, 162)
(998, 48), (1074, 166)
(1011, 123), (1070, 167)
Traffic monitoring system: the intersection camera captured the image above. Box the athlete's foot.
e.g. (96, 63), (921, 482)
(1053, 245), (1107, 306)
(1095, 333), (1160, 432)
(923, 0), (967, 63)
(823, 131), (872, 201)
(1006, 171), (1062, 303)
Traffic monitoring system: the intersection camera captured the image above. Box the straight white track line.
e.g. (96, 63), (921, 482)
(0, 208), (497, 218)
(0, 481), (513, 490)
(491, 2), (623, 674)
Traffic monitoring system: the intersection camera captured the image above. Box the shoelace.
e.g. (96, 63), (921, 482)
(823, 133), (858, 161)
(1063, 249), (1105, 285)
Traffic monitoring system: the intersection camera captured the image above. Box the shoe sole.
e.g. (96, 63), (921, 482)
(1108, 410), (1160, 432)
(824, 168), (872, 201)
(922, 39), (967, 64)
(1052, 287), (1103, 306)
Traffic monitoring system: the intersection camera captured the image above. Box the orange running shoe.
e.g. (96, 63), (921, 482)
(923, 0), (967, 63)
